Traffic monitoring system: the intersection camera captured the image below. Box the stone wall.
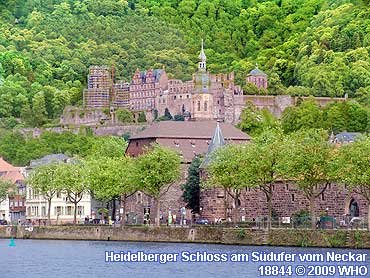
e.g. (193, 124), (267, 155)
(1, 226), (369, 248)
(17, 124), (148, 138)
(125, 165), (189, 224)
(233, 95), (345, 121)
(200, 182), (369, 224)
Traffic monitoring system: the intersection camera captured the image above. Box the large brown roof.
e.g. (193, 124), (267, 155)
(130, 121), (250, 140)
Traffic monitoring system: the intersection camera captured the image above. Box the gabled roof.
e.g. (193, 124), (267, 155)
(0, 158), (24, 183)
(130, 121), (250, 140)
(1, 171), (24, 183)
(137, 69), (164, 83)
(335, 132), (361, 143)
(29, 154), (69, 168)
(0, 157), (17, 172)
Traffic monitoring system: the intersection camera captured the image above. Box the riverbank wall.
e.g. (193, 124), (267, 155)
(1, 226), (369, 249)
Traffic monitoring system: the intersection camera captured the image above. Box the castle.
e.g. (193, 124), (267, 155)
(83, 40), (268, 124)
(83, 41), (344, 124)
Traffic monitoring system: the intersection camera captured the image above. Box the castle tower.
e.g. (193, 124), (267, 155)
(198, 39), (207, 72)
(192, 39), (213, 120)
(83, 66), (111, 108)
(246, 63), (268, 89)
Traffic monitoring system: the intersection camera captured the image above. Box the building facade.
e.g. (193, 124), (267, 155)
(0, 157), (26, 223)
(125, 122), (369, 226)
(25, 154), (106, 224)
(82, 42), (346, 124)
(125, 121), (251, 224)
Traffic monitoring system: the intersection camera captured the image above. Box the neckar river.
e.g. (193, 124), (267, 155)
(1, 239), (369, 278)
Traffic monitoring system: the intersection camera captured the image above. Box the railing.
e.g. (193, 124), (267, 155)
(4, 216), (368, 230)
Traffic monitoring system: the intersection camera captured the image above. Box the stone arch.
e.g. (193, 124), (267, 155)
(344, 197), (360, 217)
(349, 199), (360, 217)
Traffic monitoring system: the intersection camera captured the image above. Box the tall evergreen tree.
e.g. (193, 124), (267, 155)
(182, 156), (201, 213)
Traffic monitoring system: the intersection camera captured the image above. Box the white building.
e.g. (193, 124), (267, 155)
(0, 157), (26, 223)
(0, 198), (10, 222)
(25, 154), (105, 224)
(26, 187), (99, 224)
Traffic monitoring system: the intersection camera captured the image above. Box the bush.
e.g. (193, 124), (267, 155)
(116, 108), (134, 123)
(138, 111), (147, 123)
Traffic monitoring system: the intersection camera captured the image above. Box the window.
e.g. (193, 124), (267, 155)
(285, 184), (289, 191)
(56, 191), (62, 198)
(77, 206), (84, 216)
(136, 192), (142, 204)
(321, 193), (325, 201)
(65, 206), (73, 216)
(55, 206), (63, 216)
(197, 101), (201, 111)
(291, 194), (295, 202)
(41, 206), (46, 217)
(204, 101), (208, 112)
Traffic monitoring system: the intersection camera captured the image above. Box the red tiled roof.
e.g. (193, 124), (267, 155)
(2, 171), (24, 183)
(0, 157), (17, 172)
(130, 121), (251, 140)
(0, 158), (24, 183)
(128, 121), (250, 162)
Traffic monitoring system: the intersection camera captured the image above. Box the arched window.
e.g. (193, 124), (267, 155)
(197, 101), (201, 111)
(349, 199), (360, 217)
(204, 101), (208, 111)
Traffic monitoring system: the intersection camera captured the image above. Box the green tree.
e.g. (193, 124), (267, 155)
(208, 144), (252, 223)
(52, 90), (70, 118)
(20, 103), (33, 127)
(116, 108), (134, 123)
(54, 162), (88, 225)
(86, 156), (136, 224)
(335, 136), (370, 230)
(138, 111), (147, 123)
(32, 91), (48, 126)
(181, 156), (201, 213)
(0, 180), (14, 204)
(134, 144), (181, 226)
(242, 128), (284, 230)
(238, 101), (277, 136)
(87, 136), (127, 159)
(279, 129), (335, 229)
(27, 163), (63, 223)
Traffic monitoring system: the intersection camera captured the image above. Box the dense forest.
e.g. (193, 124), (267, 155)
(0, 0), (369, 127)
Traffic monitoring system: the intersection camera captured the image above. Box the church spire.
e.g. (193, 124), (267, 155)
(198, 39), (207, 72)
(201, 122), (226, 168)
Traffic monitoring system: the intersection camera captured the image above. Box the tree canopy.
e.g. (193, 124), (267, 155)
(0, 0), (370, 127)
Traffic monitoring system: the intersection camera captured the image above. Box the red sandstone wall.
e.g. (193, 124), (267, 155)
(124, 165), (189, 224)
(200, 182), (368, 223)
(126, 138), (156, 157)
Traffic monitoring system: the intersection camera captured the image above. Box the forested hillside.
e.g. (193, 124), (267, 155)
(0, 0), (369, 127)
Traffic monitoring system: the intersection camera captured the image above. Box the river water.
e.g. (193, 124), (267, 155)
(1, 239), (369, 278)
